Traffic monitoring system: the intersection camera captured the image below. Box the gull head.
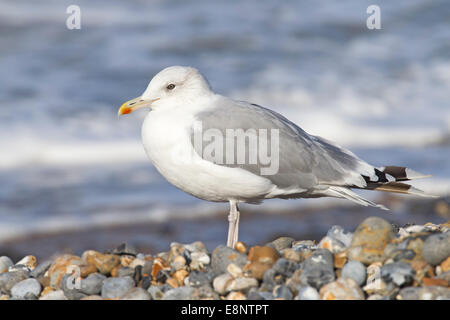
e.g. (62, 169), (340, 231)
(118, 66), (212, 116)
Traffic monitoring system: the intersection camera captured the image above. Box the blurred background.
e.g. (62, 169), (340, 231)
(0, 0), (449, 260)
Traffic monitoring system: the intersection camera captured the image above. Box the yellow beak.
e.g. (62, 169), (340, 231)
(117, 96), (159, 116)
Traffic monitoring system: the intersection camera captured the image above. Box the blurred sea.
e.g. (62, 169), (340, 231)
(0, 0), (449, 258)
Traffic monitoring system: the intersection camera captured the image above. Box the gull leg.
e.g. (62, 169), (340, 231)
(233, 204), (240, 247)
(227, 200), (239, 248)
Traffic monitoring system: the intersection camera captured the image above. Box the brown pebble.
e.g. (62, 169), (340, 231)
(320, 278), (365, 300)
(48, 254), (84, 288)
(166, 277), (179, 288)
(84, 251), (120, 275)
(80, 264), (97, 278)
(226, 291), (247, 300)
(248, 246), (280, 265)
(441, 256), (450, 272)
(235, 242), (247, 254)
(81, 295), (103, 300)
(334, 251), (348, 269)
(110, 265), (120, 277)
(152, 258), (169, 279)
(243, 261), (271, 280)
(348, 216), (395, 264)
(41, 286), (54, 296)
(422, 277), (449, 287)
(173, 269), (189, 286)
(281, 248), (301, 262)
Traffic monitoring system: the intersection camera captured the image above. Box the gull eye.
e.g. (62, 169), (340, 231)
(166, 83), (176, 90)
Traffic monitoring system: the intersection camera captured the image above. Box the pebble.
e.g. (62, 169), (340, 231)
(269, 237), (295, 251)
(60, 274), (87, 300)
(30, 260), (52, 279)
(226, 291), (247, 300)
(184, 241), (208, 253)
(225, 277), (258, 293)
(120, 287), (151, 300)
(213, 273), (233, 295)
(441, 257), (450, 272)
(101, 276), (135, 299)
(211, 245), (248, 275)
(295, 286), (320, 300)
(83, 250), (121, 275)
(81, 295), (103, 300)
(319, 236), (347, 253)
(187, 270), (214, 287)
(281, 248), (301, 262)
(248, 246), (280, 265)
(348, 216), (395, 264)
(0, 256), (14, 273)
(10, 278), (41, 299)
(161, 286), (196, 300)
(342, 260), (367, 286)
(235, 242), (247, 254)
(319, 278), (365, 300)
(190, 251), (211, 270)
(326, 225), (353, 247)
(273, 285), (293, 300)
(422, 232), (450, 265)
(272, 258), (300, 278)
(108, 242), (137, 256)
(39, 289), (67, 300)
(171, 255), (187, 270)
(15, 255), (37, 270)
(243, 262), (271, 280)
(398, 286), (450, 300)
(381, 262), (415, 287)
(148, 285), (164, 300)
(80, 273), (106, 295)
(0, 270), (29, 294)
(227, 263), (243, 278)
(117, 267), (135, 278)
(299, 249), (335, 289)
(48, 254), (84, 288)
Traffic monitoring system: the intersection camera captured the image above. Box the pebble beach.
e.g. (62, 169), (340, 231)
(0, 216), (449, 300)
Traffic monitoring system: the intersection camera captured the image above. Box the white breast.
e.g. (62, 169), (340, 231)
(141, 109), (274, 202)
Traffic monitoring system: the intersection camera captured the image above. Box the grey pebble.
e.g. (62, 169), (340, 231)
(187, 270), (215, 287)
(108, 242), (137, 256)
(381, 262), (415, 287)
(342, 260), (367, 286)
(272, 258), (300, 278)
(80, 273), (106, 295)
(211, 245), (248, 275)
(273, 285), (293, 300)
(60, 274), (87, 300)
(101, 276), (135, 299)
(161, 286), (196, 300)
(295, 286), (320, 300)
(268, 237), (295, 251)
(148, 285), (164, 300)
(422, 232), (450, 265)
(30, 260), (52, 279)
(291, 240), (318, 252)
(398, 286), (450, 300)
(327, 225), (353, 247)
(120, 287), (151, 300)
(0, 256), (14, 273)
(299, 249), (335, 289)
(0, 270), (29, 294)
(117, 267), (135, 278)
(10, 278), (41, 299)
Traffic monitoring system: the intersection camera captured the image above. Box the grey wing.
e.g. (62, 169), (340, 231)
(191, 97), (374, 191)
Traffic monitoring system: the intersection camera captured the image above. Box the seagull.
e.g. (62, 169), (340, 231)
(118, 66), (433, 249)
